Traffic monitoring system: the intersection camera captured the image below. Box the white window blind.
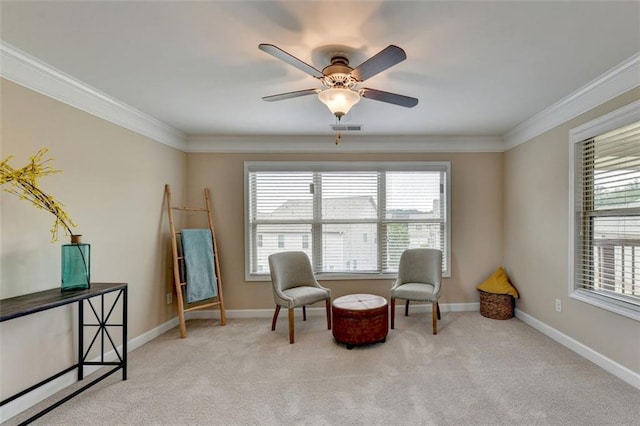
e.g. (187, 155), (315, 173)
(245, 162), (451, 279)
(573, 118), (640, 315)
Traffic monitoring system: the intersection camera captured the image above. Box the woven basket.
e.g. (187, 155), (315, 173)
(478, 290), (514, 320)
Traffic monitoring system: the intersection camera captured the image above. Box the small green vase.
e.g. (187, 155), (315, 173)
(61, 234), (90, 291)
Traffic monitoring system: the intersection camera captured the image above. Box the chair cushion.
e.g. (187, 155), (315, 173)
(390, 282), (438, 302)
(476, 267), (519, 298)
(279, 286), (330, 308)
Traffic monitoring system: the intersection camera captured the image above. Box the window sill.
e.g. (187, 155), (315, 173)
(246, 271), (452, 282)
(246, 273), (396, 282)
(570, 289), (640, 322)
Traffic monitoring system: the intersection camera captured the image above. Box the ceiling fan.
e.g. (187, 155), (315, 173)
(259, 43), (419, 120)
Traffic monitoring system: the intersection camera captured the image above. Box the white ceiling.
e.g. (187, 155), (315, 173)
(1, 1), (639, 141)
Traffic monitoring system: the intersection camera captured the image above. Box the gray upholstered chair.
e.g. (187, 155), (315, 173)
(390, 248), (443, 334)
(268, 251), (332, 344)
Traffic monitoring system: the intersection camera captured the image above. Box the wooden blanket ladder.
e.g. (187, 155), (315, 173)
(165, 184), (226, 338)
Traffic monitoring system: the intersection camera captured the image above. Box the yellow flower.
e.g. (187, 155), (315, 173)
(1, 148), (77, 241)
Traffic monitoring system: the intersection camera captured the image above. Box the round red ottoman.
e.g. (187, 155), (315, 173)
(332, 294), (388, 349)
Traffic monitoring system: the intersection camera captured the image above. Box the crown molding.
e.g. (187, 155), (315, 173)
(569, 98), (640, 144)
(504, 52), (640, 150)
(186, 135), (504, 153)
(0, 41), (187, 151)
(3, 39), (637, 154)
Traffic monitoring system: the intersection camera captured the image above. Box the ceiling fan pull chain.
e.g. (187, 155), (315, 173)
(335, 131), (342, 145)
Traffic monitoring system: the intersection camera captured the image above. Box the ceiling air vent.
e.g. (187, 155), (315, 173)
(330, 124), (363, 131)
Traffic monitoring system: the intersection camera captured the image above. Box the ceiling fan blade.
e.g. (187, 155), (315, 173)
(351, 45), (407, 82)
(360, 88), (419, 108)
(259, 44), (324, 78)
(262, 88), (320, 102)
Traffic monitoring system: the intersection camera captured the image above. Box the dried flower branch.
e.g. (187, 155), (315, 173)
(1, 148), (77, 241)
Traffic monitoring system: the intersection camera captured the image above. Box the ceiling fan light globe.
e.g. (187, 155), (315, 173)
(318, 88), (360, 117)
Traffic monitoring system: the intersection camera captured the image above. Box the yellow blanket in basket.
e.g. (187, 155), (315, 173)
(477, 267), (519, 298)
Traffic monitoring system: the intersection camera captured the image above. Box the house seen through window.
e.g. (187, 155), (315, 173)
(245, 161), (451, 279)
(571, 104), (640, 320)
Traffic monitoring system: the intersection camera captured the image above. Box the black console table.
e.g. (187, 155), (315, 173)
(0, 283), (127, 425)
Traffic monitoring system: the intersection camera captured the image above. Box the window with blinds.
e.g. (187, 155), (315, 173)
(245, 161), (451, 279)
(571, 103), (640, 320)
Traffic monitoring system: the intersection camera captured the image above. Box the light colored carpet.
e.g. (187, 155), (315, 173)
(7, 311), (640, 425)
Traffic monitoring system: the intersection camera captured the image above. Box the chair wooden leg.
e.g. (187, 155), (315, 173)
(390, 298), (396, 329)
(288, 308), (295, 344)
(325, 299), (332, 330)
(271, 305), (281, 331)
(405, 300), (410, 316)
(432, 301), (438, 335)
(303, 305), (307, 321)
(436, 301), (441, 320)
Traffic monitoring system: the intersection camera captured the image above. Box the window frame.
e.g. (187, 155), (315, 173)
(568, 99), (640, 321)
(244, 161), (452, 281)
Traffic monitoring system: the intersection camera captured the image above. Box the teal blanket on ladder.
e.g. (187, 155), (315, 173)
(181, 229), (218, 303)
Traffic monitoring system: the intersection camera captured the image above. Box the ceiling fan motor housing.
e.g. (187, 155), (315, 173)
(323, 56), (351, 72)
(321, 56), (360, 89)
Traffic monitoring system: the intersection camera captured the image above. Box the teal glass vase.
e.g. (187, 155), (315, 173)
(61, 235), (90, 291)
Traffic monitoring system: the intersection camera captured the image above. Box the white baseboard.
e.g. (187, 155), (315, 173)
(515, 308), (640, 390)
(128, 317), (180, 351)
(0, 371), (77, 424)
(396, 301), (480, 313)
(186, 302), (480, 320)
(0, 317), (179, 423)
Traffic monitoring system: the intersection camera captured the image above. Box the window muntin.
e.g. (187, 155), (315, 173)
(245, 162), (451, 280)
(571, 106), (640, 320)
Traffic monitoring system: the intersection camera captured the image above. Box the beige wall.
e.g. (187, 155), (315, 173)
(8, 66), (637, 410)
(503, 87), (640, 375)
(187, 151), (504, 309)
(0, 79), (187, 399)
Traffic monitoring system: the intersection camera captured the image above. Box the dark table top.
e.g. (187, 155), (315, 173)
(0, 283), (127, 322)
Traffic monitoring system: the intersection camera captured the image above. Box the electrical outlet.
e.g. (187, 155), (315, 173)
(166, 292), (173, 305)
(555, 299), (562, 312)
